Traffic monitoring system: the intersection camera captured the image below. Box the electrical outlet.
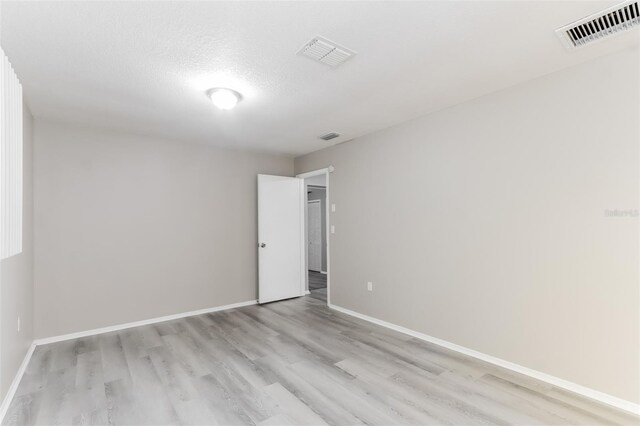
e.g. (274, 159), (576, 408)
(331, 225), (335, 234)
(331, 203), (336, 212)
(367, 282), (373, 291)
(17, 316), (20, 332)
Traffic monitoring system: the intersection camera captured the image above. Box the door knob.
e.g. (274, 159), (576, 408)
(259, 243), (266, 248)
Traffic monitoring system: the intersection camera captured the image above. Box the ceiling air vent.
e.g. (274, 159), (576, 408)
(298, 36), (355, 67)
(556, 0), (640, 49)
(319, 132), (340, 141)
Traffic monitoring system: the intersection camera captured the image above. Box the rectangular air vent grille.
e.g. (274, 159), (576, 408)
(319, 132), (340, 141)
(556, 1), (640, 48)
(298, 36), (355, 68)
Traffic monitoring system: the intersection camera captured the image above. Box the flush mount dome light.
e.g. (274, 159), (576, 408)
(207, 88), (242, 110)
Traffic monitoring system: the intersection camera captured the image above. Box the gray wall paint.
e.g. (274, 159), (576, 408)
(34, 122), (293, 338)
(307, 186), (327, 272)
(295, 48), (639, 404)
(1, 103), (34, 399)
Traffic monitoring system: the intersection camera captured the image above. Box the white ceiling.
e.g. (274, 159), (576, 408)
(1, 1), (638, 156)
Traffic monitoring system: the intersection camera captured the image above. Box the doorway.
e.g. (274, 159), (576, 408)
(298, 169), (330, 304)
(257, 169), (330, 306)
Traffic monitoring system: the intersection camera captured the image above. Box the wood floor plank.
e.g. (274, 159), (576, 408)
(335, 358), (471, 425)
(2, 393), (42, 426)
(147, 345), (200, 405)
(254, 355), (365, 426)
(71, 408), (109, 426)
(477, 373), (621, 425)
(4, 285), (637, 426)
(287, 360), (404, 426)
(98, 334), (131, 384)
(33, 366), (78, 426)
(262, 382), (329, 426)
(171, 397), (219, 426)
(545, 387), (640, 425)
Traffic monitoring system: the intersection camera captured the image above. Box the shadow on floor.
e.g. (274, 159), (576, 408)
(308, 270), (327, 303)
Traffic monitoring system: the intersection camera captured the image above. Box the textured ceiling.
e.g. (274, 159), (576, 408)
(1, 1), (638, 156)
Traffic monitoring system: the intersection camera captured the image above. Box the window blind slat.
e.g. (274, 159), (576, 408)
(0, 47), (23, 259)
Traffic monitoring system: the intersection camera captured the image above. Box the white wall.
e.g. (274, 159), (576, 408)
(1, 103), (34, 399)
(304, 174), (326, 187)
(34, 121), (293, 338)
(295, 47), (640, 404)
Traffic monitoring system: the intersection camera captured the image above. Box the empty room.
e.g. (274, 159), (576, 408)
(0, 1), (639, 425)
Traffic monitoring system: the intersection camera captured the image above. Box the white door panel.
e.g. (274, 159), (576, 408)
(258, 174), (305, 304)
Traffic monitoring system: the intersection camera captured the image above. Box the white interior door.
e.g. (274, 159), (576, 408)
(258, 174), (305, 304)
(307, 200), (322, 272)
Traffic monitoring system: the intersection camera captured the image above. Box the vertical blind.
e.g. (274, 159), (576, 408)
(0, 47), (23, 259)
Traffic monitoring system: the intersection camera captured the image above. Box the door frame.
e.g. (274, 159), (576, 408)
(296, 167), (332, 305)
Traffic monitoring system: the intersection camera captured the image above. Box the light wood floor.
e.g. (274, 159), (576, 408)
(308, 271), (327, 304)
(4, 289), (638, 426)
(308, 271), (327, 292)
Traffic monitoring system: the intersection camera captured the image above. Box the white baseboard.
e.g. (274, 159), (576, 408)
(34, 300), (258, 346)
(328, 303), (640, 416)
(304, 290), (311, 295)
(0, 342), (36, 424)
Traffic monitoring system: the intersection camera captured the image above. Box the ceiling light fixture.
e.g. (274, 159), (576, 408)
(207, 88), (242, 110)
